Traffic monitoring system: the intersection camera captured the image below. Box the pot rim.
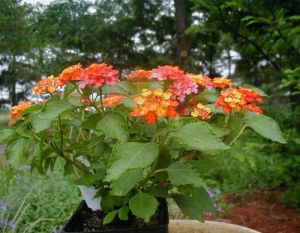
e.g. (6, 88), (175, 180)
(169, 220), (261, 233)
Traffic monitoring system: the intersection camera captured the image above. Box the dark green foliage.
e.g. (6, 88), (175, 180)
(280, 183), (300, 212)
(0, 168), (80, 233)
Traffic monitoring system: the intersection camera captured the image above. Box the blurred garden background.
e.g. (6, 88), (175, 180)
(0, 0), (300, 232)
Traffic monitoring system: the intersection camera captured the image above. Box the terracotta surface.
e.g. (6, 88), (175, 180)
(210, 189), (300, 233)
(169, 220), (260, 233)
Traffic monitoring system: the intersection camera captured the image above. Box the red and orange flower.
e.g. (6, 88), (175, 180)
(10, 101), (33, 120)
(126, 69), (152, 82)
(215, 88), (263, 114)
(59, 64), (83, 86)
(213, 77), (233, 88)
(189, 74), (213, 89)
(32, 75), (61, 95)
(102, 94), (125, 107)
(130, 88), (178, 124)
(191, 103), (212, 120)
(80, 63), (120, 89)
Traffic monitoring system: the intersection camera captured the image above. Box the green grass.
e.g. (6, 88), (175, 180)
(0, 109), (9, 128)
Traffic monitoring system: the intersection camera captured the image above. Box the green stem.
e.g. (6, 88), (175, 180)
(229, 125), (247, 146)
(69, 126), (73, 139)
(99, 87), (104, 111)
(58, 116), (64, 152)
(77, 109), (86, 142)
(50, 141), (89, 173)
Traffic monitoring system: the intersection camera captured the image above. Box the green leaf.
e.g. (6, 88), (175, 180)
(166, 161), (204, 187)
(0, 128), (15, 144)
(102, 81), (137, 95)
(129, 192), (158, 222)
(210, 123), (231, 137)
(198, 89), (218, 102)
(31, 115), (51, 133)
(118, 206), (129, 221)
(243, 112), (286, 143)
(110, 168), (143, 196)
(81, 113), (102, 129)
(64, 83), (76, 98)
(121, 97), (137, 108)
(31, 99), (73, 133)
(22, 103), (44, 115)
(173, 187), (215, 221)
(97, 113), (129, 142)
(5, 138), (29, 167)
(105, 142), (159, 181)
(69, 95), (81, 106)
(174, 122), (230, 151)
(103, 210), (118, 225)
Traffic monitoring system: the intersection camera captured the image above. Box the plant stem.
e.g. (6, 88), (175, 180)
(229, 125), (247, 146)
(99, 87), (104, 111)
(58, 116), (64, 152)
(50, 142), (89, 173)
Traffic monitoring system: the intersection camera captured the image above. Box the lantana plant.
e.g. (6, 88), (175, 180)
(0, 63), (286, 223)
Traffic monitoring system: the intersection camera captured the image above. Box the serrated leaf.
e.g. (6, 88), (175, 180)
(97, 113), (128, 142)
(243, 112), (286, 143)
(166, 161), (204, 187)
(103, 210), (118, 224)
(0, 128), (15, 144)
(129, 192), (158, 222)
(110, 168), (143, 196)
(105, 142), (159, 181)
(173, 187), (215, 222)
(174, 122), (230, 151)
(5, 137), (29, 168)
(31, 99), (73, 132)
(118, 206), (129, 221)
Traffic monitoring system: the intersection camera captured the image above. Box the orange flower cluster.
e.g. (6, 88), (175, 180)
(58, 63), (120, 89)
(102, 94), (125, 107)
(189, 75), (213, 89)
(59, 64), (83, 86)
(191, 103), (212, 120)
(32, 75), (61, 96)
(238, 88), (263, 114)
(10, 101), (32, 119)
(126, 69), (152, 82)
(215, 88), (263, 114)
(213, 77), (233, 88)
(80, 63), (120, 89)
(131, 89), (178, 124)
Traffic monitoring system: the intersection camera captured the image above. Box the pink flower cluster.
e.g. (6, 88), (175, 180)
(151, 66), (198, 102)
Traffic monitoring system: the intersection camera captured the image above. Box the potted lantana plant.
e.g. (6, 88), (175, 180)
(0, 63), (286, 232)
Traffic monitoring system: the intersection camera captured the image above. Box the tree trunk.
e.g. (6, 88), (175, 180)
(174, 0), (189, 69)
(10, 80), (17, 106)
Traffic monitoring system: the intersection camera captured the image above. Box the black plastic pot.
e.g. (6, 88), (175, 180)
(63, 199), (169, 233)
